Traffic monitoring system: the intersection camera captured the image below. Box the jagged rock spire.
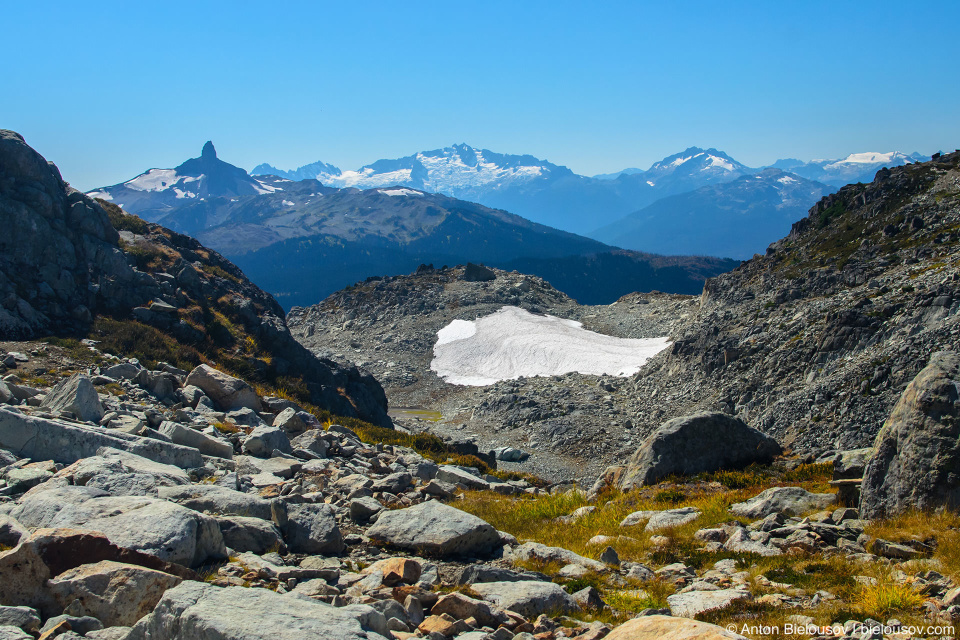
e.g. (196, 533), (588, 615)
(201, 141), (216, 161)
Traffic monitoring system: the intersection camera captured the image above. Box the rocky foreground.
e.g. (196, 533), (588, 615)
(0, 340), (958, 640)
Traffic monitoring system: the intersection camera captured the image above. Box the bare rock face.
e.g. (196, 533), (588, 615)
(617, 412), (781, 489)
(860, 351), (960, 518)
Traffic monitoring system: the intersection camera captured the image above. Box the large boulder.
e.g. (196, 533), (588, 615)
(0, 408), (204, 469)
(47, 560), (183, 627)
(366, 501), (501, 557)
(605, 615), (749, 640)
(38, 374), (104, 423)
(618, 412), (781, 489)
(861, 351), (960, 518)
(283, 503), (345, 555)
(216, 516), (286, 555)
(124, 581), (392, 640)
(242, 426), (292, 458)
(11, 488), (226, 567)
(470, 580), (579, 618)
(184, 365), (262, 412)
(729, 486), (835, 519)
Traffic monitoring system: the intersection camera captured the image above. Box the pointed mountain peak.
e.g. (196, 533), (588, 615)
(202, 141), (217, 161)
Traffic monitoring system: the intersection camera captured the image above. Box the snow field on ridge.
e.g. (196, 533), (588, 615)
(430, 306), (671, 386)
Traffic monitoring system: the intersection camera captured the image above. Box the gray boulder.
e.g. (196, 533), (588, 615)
(667, 589), (751, 618)
(0, 626), (32, 640)
(157, 485), (273, 520)
(436, 465), (489, 490)
(39, 374), (104, 423)
(47, 559), (183, 627)
(184, 365), (262, 412)
(216, 516), (286, 555)
(0, 607), (40, 634)
(283, 503), (345, 555)
(618, 412), (781, 489)
(0, 408), (204, 469)
(242, 426), (292, 458)
(471, 580), (579, 618)
(273, 408), (307, 436)
(290, 430), (329, 458)
(729, 487), (836, 519)
(366, 500), (501, 557)
(620, 507), (701, 531)
(157, 422), (233, 459)
(11, 488), (225, 567)
(861, 351), (960, 518)
(124, 582), (392, 640)
(508, 541), (606, 572)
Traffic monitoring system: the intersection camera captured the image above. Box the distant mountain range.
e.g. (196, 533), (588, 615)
(90, 144), (737, 308)
(89, 142), (930, 297)
(252, 145), (930, 236)
(253, 145), (761, 234)
(769, 151), (929, 187)
(592, 169), (830, 259)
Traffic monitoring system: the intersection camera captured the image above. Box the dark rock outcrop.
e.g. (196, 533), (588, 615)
(860, 351), (960, 518)
(616, 412), (781, 489)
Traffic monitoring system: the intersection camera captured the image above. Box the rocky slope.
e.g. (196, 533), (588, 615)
(288, 151), (960, 486)
(0, 130), (389, 428)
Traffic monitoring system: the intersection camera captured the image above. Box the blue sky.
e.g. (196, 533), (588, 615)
(4, 1), (958, 191)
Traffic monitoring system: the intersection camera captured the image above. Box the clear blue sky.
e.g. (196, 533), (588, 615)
(4, 1), (958, 191)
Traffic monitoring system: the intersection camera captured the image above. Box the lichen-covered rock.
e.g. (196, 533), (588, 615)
(861, 351), (960, 518)
(470, 580), (579, 618)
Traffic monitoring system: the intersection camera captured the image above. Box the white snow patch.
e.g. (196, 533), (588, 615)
(706, 155), (736, 171)
(173, 188), (196, 199)
(777, 176), (797, 184)
(86, 190), (112, 201)
(430, 306), (671, 386)
(378, 188), (424, 197)
(254, 179), (283, 194)
(646, 180), (655, 186)
(282, 199), (295, 207)
(124, 168), (180, 191)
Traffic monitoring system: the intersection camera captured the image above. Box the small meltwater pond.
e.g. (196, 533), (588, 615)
(430, 306), (671, 386)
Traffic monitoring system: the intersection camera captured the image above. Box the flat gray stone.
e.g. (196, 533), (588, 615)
(730, 487), (836, 519)
(471, 580), (579, 618)
(366, 501), (500, 557)
(157, 422), (233, 459)
(124, 582), (391, 640)
(667, 589), (751, 618)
